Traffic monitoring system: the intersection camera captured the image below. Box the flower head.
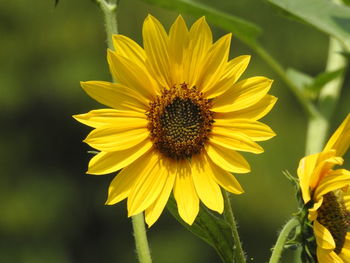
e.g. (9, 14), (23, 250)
(74, 15), (276, 227)
(297, 114), (350, 262)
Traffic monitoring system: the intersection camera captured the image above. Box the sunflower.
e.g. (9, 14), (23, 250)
(74, 15), (276, 227)
(297, 114), (350, 262)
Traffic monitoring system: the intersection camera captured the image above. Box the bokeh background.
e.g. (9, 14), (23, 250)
(1, 0), (349, 262)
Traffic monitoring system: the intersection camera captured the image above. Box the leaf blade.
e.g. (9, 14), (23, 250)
(267, 0), (350, 51)
(167, 196), (235, 263)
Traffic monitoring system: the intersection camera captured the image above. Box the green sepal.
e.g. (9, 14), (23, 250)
(166, 195), (235, 263)
(299, 218), (317, 263)
(283, 170), (300, 191)
(283, 170), (305, 208)
(282, 170), (317, 262)
(87, 150), (99, 155)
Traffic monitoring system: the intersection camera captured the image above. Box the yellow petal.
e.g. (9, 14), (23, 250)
(112, 34), (146, 65)
(106, 170), (135, 205)
(324, 113), (350, 157)
(107, 50), (159, 99)
(343, 188), (350, 211)
(204, 55), (251, 98)
(215, 95), (277, 121)
(211, 126), (264, 154)
(105, 153), (154, 205)
(184, 16), (212, 87)
(308, 197), (323, 221)
(128, 152), (168, 216)
(207, 155), (244, 194)
(214, 119), (276, 141)
(314, 169), (350, 201)
(173, 160), (199, 225)
(73, 109), (146, 128)
(309, 150), (343, 190)
(297, 153), (320, 203)
(316, 247), (343, 263)
(314, 220), (336, 249)
(87, 140), (152, 175)
(212, 77), (273, 112)
(81, 81), (148, 112)
(198, 34), (231, 93)
(169, 15), (189, 82)
(206, 142), (250, 173)
(191, 154), (224, 213)
(145, 159), (176, 227)
(84, 126), (149, 152)
(339, 233), (350, 262)
(142, 14), (171, 88)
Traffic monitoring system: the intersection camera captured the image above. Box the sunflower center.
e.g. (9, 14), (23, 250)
(147, 83), (214, 160)
(317, 191), (350, 254)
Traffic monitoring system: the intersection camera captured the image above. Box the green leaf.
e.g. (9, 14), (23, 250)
(267, 0), (350, 51)
(286, 67), (345, 99)
(286, 68), (313, 91)
(55, 0), (60, 6)
(167, 196), (235, 263)
(340, 51), (350, 61)
(308, 68), (345, 94)
(142, 0), (262, 47)
(342, 0), (350, 6)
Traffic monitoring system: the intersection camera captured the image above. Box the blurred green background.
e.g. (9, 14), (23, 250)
(1, 0), (349, 262)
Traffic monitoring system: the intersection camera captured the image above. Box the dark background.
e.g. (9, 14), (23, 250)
(1, 0), (349, 262)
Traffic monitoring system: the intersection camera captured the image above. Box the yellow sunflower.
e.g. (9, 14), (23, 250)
(298, 114), (350, 262)
(74, 15), (276, 227)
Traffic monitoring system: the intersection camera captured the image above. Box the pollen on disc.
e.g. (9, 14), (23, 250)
(317, 191), (350, 254)
(147, 83), (214, 160)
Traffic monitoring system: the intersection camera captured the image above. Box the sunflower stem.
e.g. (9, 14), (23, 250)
(223, 191), (246, 263)
(268, 217), (299, 263)
(132, 213), (153, 263)
(96, 2), (152, 263)
(305, 37), (347, 155)
(95, 0), (119, 49)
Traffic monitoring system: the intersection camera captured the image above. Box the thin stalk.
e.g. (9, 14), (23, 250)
(95, 2), (152, 263)
(223, 191), (246, 263)
(305, 37), (347, 155)
(95, 0), (119, 49)
(269, 217), (299, 263)
(305, 114), (328, 155)
(132, 213), (153, 263)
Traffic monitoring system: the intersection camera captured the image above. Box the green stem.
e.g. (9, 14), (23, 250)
(305, 113), (328, 155)
(95, 0), (119, 49)
(132, 213), (152, 263)
(305, 37), (347, 155)
(223, 191), (246, 263)
(95, 2), (152, 263)
(269, 217), (299, 263)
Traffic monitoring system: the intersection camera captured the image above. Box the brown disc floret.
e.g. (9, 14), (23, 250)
(147, 83), (214, 160)
(317, 191), (350, 254)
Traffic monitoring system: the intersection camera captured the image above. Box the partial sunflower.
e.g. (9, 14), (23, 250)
(74, 15), (276, 227)
(297, 114), (350, 262)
